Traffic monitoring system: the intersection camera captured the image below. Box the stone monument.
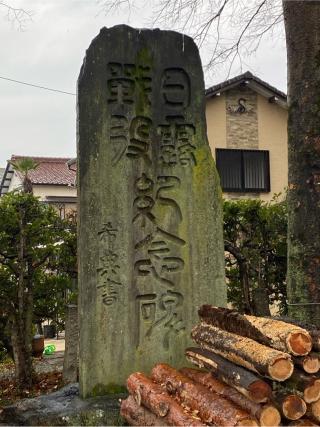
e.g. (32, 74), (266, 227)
(78, 25), (226, 398)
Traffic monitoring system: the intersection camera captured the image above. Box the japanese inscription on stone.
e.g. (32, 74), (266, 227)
(78, 25), (226, 397)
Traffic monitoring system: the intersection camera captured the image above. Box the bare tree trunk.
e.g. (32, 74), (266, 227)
(63, 304), (79, 384)
(11, 208), (33, 389)
(252, 286), (271, 317)
(225, 241), (253, 314)
(283, 0), (320, 325)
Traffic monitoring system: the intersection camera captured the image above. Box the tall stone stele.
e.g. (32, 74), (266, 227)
(78, 25), (226, 398)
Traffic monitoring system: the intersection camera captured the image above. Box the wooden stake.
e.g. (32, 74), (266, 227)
(180, 367), (281, 427)
(199, 305), (312, 356)
(186, 347), (272, 403)
(192, 322), (294, 381)
(151, 363), (258, 426)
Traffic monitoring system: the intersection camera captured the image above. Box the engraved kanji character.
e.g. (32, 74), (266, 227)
(157, 123), (177, 167)
(107, 63), (135, 104)
(156, 175), (182, 222)
(98, 221), (118, 245)
(161, 68), (190, 109)
(97, 249), (120, 277)
(176, 124), (196, 166)
(127, 116), (152, 164)
(132, 173), (155, 226)
(110, 115), (129, 165)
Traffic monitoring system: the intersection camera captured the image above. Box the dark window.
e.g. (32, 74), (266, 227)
(216, 149), (270, 192)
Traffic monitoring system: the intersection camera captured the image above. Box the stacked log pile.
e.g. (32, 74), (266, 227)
(188, 306), (320, 425)
(120, 306), (320, 426)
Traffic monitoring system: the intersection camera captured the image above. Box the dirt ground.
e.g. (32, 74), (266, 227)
(0, 338), (65, 381)
(0, 338), (66, 408)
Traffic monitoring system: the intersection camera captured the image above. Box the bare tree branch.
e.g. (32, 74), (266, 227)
(0, 1), (33, 30)
(98, 0), (283, 77)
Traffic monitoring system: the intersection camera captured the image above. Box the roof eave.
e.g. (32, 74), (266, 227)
(205, 73), (287, 109)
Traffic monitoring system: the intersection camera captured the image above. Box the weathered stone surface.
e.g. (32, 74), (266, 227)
(77, 25), (226, 397)
(0, 384), (126, 426)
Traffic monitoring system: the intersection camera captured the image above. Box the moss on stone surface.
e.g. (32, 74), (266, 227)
(91, 383), (127, 397)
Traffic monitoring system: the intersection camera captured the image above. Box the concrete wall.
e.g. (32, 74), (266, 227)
(206, 87), (288, 201)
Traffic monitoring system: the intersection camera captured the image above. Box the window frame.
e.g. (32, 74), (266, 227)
(215, 148), (270, 193)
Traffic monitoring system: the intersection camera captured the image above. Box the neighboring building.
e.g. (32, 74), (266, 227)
(206, 71), (288, 201)
(0, 73), (287, 205)
(0, 155), (77, 217)
(0, 168), (4, 187)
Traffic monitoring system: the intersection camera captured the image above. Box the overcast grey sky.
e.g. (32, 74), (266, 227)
(0, 0), (287, 166)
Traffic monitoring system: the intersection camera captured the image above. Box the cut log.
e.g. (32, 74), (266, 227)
(185, 347), (272, 403)
(191, 322), (294, 381)
(282, 370), (320, 403)
(288, 418), (319, 426)
(274, 391), (307, 420)
(120, 396), (168, 426)
(180, 367), (281, 427)
(126, 372), (205, 426)
(294, 353), (320, 374)
(199, 305), (312, 356)
(308, 399), (320, 423)
(275, 317), (320, 352)
(127, 372), (170, 417)
(151, 363), (258, 426)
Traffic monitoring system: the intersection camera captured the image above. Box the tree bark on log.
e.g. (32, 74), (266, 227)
(120, 396), (168, 426)
(127, 372), (170, 417)
(281, 370), (320, 403)
(191, 323), (294, 381)
(283, 0), (320, 327)
(274, 391), (307, 420)
(180, 367), (281, 427)
(185, 347), (272, 403)
(126, 372), (205, 426)
(293, 354), (320, 374)
(199, 306), (312, 356)
(151, 363), (258, 427)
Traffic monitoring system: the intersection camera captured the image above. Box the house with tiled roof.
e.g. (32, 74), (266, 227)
(206, 71), (288, 200)
(0, 155), (77, 217)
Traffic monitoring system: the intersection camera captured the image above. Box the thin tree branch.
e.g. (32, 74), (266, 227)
(0, 2), (33, 30)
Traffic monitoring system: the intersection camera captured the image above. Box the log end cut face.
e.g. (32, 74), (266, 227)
(287, 332), (312, 356)
(283, 395), (307, 420)
(303, 355), (320, 374)
(249, 380), (273, 403)
(311, 399), (320, 422)
(268, 356), (294, 381)
(304, 379), (320, 403)
(260, 406), (281, 427)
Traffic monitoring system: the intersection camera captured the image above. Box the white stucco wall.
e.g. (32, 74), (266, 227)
(7, 172), (77, 201)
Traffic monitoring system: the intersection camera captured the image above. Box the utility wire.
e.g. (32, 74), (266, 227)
(0, 75), (76, 96)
